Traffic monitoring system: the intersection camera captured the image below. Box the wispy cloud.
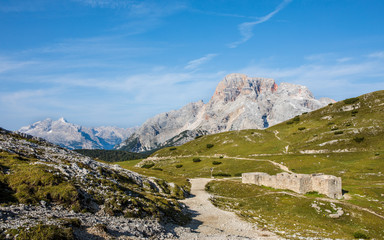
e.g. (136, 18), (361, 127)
(337, 57), (353, 63)
(73, 0), (187, 18)
(0, 57), (35, 74)
(73, 0), (131, 8)
(229, 0), (292, 48)
(185, 53), (218, 70)
(367, 51), (384, 59)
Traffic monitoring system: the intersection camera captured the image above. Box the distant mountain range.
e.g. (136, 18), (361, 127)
(18, 118), (136, 150)
(117, 73), (335, 152)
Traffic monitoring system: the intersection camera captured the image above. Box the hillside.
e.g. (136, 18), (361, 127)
(119, 90), (384, 239)
(117, 73), (334, 152)
(0, 128), (189, 239)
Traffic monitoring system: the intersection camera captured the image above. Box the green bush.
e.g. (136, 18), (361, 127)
(293, 116), (300, 122)
(206, 144), (214, 149)
(344, 97), (359, 104)
(169, 147), (177, 151)
(175, 164), (183, 168)
(193, 158), (201, 162)
(286, 120), (294, 125)
(153, 168), (163, 171)
(353, 136), (365, 143)
(212, 161), (222, 165)
(331, 127), (339, 131)
(298, 127), (306, 131)
(334, 131), (344, 135)
(141, 163), (155, 169)
(213, 173), (231, 177)
(353, 232), (369, 239)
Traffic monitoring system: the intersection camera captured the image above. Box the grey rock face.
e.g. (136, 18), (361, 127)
(120, 73), (335, 152)
(18, 118), (136, 150)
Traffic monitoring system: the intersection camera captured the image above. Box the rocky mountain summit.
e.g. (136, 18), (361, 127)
(118, 73), (335, 152)
(18, 118), (136, 150)
(0, 127), (189, 239)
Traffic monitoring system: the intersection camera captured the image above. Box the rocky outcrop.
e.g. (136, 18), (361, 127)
(118, 73), (335, 152)
(0, 127), (188, 239)
(18, 118), (136, 150)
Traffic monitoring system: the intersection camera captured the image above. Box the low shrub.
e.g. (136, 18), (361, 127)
(175, 164), (183, 168)
(234, 173), (242, 177)
(331, 127), (339, 131)
(293, 116), (300, 122)
(141, 163), (155, 169)
(298, 127), (306, 131)
(353, 232), (369, 239)
(17, 224), (74, 240)
(286, 120), (294, 125)
(153, 168), (163, 171)
(334, 131), (344, 135)
(212, 161), (222, 165)
(169, 147), (177, 151)
(213, 173), (231, 177)
(353, 136), (365, 143)
(219, 156), (224, 159)
(344, 97), (359, 105)
(193, 158), (201, 162)
(206, 144), (214, 149)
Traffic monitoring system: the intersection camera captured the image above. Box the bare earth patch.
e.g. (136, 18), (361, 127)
(175, 178), (281, 239)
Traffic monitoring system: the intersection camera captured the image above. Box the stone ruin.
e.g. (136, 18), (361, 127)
(242, 172), (342, 199)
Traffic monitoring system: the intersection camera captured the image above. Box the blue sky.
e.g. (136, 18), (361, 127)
(1, 0), (384, 130)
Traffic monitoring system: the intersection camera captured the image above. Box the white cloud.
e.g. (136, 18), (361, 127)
(367, 51), (384, 59)
(229, 0), (292, 48)
(0, 57), (35, 73)
(185, 54), (218, 70)
(337, 57), (353, 63)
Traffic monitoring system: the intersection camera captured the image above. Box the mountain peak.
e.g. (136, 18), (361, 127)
(58, 117), (68, 123)
(118, 73), (331, 152)
(212, 73), (276, 103)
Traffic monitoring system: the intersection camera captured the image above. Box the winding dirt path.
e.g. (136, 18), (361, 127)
(176, 178), (281, 239)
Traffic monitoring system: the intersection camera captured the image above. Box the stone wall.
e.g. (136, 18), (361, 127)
(242, 172), (342, 199)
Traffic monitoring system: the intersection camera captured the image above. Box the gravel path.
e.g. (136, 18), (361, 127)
(174, 178), (281, 240)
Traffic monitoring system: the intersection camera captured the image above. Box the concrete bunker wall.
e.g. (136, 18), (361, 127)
(242, 172), (342, 199)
